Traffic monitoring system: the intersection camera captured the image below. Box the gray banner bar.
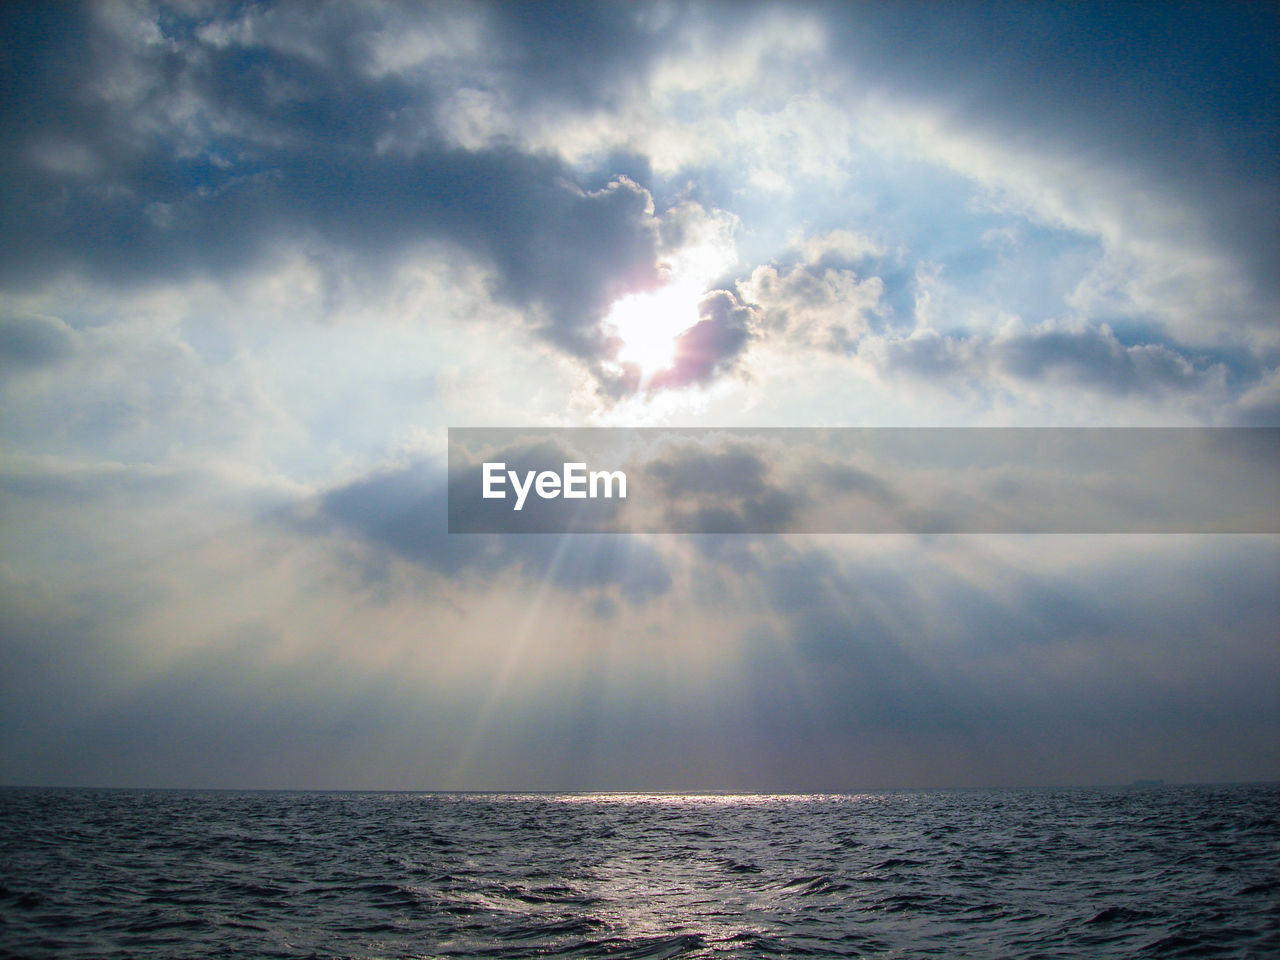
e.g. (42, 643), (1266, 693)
(447, 428), (1280, 534)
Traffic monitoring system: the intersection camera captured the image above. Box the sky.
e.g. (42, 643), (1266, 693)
(1, 0), (1277, 791)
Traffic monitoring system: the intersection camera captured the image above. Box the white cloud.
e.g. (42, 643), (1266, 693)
(359, 7), (488, 79)
(740, 261), (884, 351)
(851, 93), (1279, 350)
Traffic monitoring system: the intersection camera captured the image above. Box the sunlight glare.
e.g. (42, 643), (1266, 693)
(605, 241), (736, 382)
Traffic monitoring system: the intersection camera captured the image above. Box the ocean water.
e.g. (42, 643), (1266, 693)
(1, 785), (1277, 959)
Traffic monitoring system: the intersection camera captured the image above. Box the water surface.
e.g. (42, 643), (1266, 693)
(2, 784), (1277, 958)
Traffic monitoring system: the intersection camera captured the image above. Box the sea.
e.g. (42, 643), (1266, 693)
(1, 784), (1277, 959)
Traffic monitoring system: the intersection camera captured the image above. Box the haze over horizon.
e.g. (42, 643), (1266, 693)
(1, 1), (1277, 793)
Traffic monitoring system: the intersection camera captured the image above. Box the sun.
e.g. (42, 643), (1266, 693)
(605, 280), (702, 375)
(604, 240), (736, 383)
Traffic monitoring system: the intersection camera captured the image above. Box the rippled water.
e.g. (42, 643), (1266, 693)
(1, 785), (1277, 958)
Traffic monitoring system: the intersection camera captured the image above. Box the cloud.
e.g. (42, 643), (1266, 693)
(648, 290), (759, 390)
(0, 314), (77, 373)
(643, 439), (801, 533)
(5, 124), (668, 366)
(0, 304), (282, 463)
(825, 2), (1280, 331)
(0, 454), (190, 506)
(443, 427), (1279, 536)
(864, 322), (1229, 400)
(1, 0), (1277, 792)
(0, 2), (711, 396)
(740, 260), (884, 353)
(996, 326), (1214, 395)
(5, 0), (1271, 408)
(313, 457), (671, 604)
(733, 229), (1243, 408)
(1234, 369), (1280, 427)
(732, 535), (1280, 780)
(2, 461), (1277, 789)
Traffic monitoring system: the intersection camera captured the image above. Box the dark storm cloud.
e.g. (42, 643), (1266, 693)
(998, 328), (1207, 395)
(0, 1), (669, 364)
(314, 458), (670, 604)
(484, 0), (673, 111)
(649, 290), (759, 390)
(0, 315), (77, 373)
(873, 325), (1225, 397)
(821, 0), (1280, 306)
